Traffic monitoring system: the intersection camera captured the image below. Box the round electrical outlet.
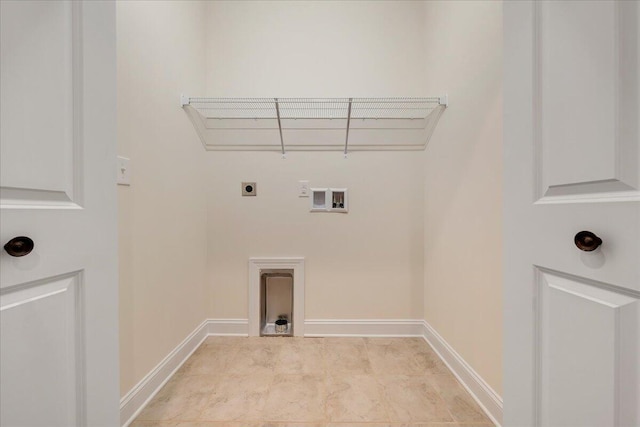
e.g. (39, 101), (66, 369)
(242, 182), (256, 196)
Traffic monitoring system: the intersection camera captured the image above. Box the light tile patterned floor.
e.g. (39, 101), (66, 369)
(131, 337), (495, 427)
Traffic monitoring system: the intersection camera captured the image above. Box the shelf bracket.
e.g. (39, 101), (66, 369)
(438, 94), (449, 107)
(180, 94), (190, 107)
(274, 98), (286, 158)
(344, 97), (353, 158)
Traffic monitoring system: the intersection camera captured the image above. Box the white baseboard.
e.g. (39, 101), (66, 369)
(204, 318), (429, 337)
(304, 319), (424, 337)
(421, 320), (503, 427)
(207, 318), (249, 335)
(119, 319), (209, 427)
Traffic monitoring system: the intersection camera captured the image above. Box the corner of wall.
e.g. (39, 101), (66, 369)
(421, 0), (503, 398)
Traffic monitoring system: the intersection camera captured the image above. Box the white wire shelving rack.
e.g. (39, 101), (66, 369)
(180, 96), (448, 156)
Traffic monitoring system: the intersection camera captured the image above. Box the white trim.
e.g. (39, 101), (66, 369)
(207, 318), (249, 335)
(248, 257), (305, 337)
(119, 319), (209, 427)
(421, 320), (503, 427)
(304, 319), (424, 337)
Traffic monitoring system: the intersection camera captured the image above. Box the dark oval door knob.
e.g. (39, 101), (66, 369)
(574, 231), (602, 252)
(3, 236), (35, 257)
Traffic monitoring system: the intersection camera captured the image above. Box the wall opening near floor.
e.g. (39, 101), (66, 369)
(260, 270), (294, 337)
(249, 258), (305, 337)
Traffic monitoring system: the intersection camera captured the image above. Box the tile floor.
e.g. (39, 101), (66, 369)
(131, 337), (494, 427)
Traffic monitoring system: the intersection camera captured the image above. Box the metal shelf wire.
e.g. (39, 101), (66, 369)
(185, 97), (443, 120)
(180, 95), (448, 155)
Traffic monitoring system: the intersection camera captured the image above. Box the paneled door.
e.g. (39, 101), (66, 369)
(0, 1), (118, 426)
(504, 1), (640, 426)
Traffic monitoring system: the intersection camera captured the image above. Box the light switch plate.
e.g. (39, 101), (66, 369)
(298, 180), (309, 197)
(117, 156), (131, 185)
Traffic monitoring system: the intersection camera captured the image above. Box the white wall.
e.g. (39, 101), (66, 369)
(204, 1), (427, 321)
(422, 1), (503, 395)
(116, 0), (503, 403)
(117, 1), (208, 396)
(207, 151), (425, 320)
(205, 1), (428, 97)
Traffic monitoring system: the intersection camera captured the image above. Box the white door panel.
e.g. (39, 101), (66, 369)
(538, 269), (639, 427)
(0, 1), (118, 426)
(1, 274), (83, 426)
(505, 1), (640, 426)
(0, 0), (80, 206)
(536, 0), (639, 202)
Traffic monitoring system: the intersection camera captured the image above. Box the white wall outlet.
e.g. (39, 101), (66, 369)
(298, 180), (310, 197)
(117, 156), (131, 185)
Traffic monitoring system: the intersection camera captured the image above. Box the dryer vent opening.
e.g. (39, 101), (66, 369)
(260, 270), (293, 337)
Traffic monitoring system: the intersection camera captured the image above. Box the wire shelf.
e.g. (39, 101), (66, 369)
(181, 95), (448, 154)
(186, 97), (443, 120)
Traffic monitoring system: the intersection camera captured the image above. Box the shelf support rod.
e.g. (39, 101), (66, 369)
(274, 98), (286, 158)
(344, 98), (353, 158)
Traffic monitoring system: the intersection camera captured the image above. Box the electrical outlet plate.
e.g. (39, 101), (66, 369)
(242, 182), (257, 196)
